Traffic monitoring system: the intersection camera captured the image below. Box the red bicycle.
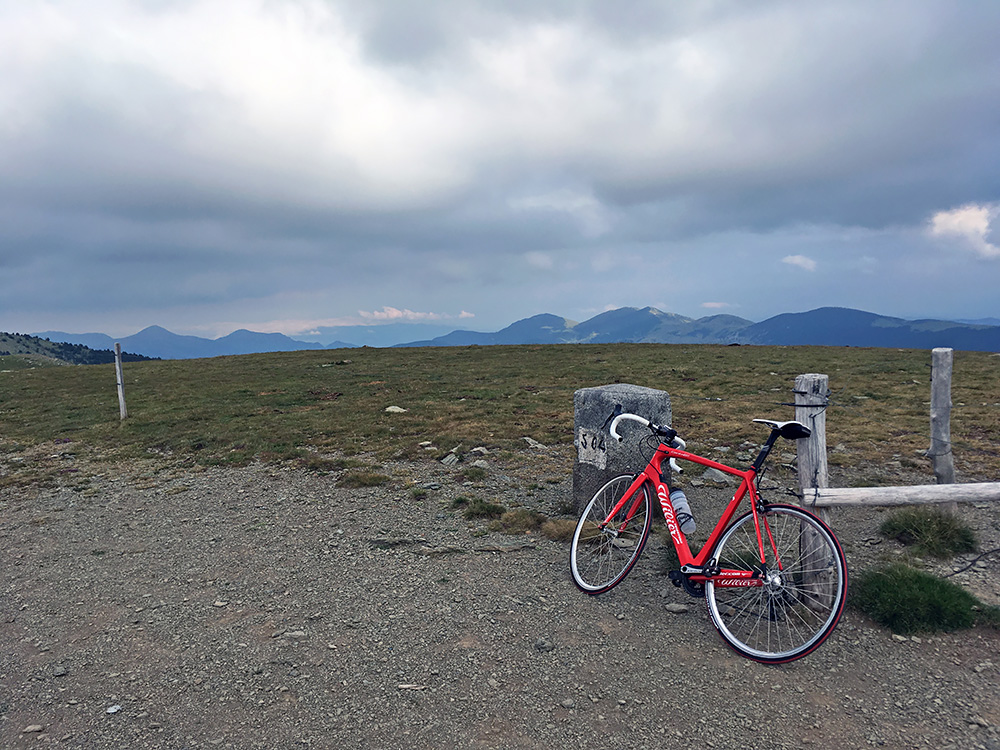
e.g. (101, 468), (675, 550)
(570, 407), (847, 663)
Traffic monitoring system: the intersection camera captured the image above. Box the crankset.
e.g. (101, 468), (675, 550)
(668, 570), (705, 599)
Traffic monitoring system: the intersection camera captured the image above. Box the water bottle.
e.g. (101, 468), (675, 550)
(670, 488), (696, 534)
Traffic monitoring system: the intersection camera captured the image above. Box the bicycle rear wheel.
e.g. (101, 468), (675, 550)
(706, 504), (847, 663)
(570, 475), (653, 594)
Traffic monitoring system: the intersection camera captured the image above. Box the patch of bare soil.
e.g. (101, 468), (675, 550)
(2, 446), (999, 749)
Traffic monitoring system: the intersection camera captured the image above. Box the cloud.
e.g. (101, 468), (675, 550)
(358, 307), (462, 322)
(929, 203), (1000, 259)
(3, 2), (1000, 335)
(782, 255), (818, 272)
(701, 302), (733, 310)
(524, 251), (555, 270)
(510, 189), (612, 237)
(204, 307), (475, 337)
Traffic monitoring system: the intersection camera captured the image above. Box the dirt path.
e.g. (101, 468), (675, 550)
(2, 449), (999, 749)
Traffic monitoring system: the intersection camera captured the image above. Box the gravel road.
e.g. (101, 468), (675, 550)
(2, 446), (999, 749)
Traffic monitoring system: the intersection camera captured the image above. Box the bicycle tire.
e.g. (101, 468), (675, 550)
(705, 503), (847, 663)
(570, 475), (653, 594)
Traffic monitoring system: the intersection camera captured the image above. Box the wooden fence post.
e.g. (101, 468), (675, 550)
(794, 373), (829, 521)
(115, 343), (128, 421)
(794, 373), (833, 605)
(930, 347), (957, 512)
(796, 354), (1000, 510)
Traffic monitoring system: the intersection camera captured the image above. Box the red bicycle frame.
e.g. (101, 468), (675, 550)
(601, 442), (778, 588)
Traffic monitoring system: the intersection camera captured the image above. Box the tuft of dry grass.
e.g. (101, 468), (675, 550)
(539, 519), (577, 542)
(338, 470), (392, 488)
(494, 508), (547, 534)
(452, 495), (506, 520)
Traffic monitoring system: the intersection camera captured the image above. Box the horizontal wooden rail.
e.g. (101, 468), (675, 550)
(805, 482), (1000, 508)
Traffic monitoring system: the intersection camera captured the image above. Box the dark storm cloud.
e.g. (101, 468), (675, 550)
(0, 0), (997, 336)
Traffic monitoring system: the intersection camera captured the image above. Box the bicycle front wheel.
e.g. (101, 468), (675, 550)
(570, 475), (653, 594)
(706, 504), (847, 663)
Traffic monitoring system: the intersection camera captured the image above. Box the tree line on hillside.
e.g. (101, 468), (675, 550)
(0, 332), (156, 365)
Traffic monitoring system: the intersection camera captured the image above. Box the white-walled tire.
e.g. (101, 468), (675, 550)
(570, 476), (653, 594)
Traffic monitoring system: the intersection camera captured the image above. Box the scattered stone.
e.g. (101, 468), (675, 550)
(52, 665), (67, 677)
(440, 454), (459, 466)
(474, 542), (535, 553)
(470, 460), (489, 469)
(522, 437), (548, 450)
(384, 406), (407, 413)
(106, 705), (122, 714)
(664, 603), (689, 614)
(534, 638), (555, 652)
(22, 725), (44, 734)
(213, 601), (228, 607)
(560, 698), (576, 709)
(371, 536), (427, 549)
(702, 467), (735, 484)
(284, 630), (307, 639)
(471, 447), (490, 456)
(415, 545), (465, 556)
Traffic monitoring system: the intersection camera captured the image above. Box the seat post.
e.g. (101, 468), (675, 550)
(751, 428), (781, 472)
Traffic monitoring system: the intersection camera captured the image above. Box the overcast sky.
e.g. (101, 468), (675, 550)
(2, 0), (998, 339)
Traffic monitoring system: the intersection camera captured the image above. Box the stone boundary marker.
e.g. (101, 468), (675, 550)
(572, 383), (671, 514)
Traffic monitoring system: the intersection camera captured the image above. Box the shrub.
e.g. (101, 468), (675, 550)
(850, 563), (978, 634)
(452, 495), (506, 520)
(458, 466), (488, 483)
(879, 507), (977, 559)
(977, 604), (1000, 630)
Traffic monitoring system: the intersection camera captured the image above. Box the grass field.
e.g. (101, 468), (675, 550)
(1, 344), (998, 487)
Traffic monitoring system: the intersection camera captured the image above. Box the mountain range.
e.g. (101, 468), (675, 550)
(31, 306), (1000, 360)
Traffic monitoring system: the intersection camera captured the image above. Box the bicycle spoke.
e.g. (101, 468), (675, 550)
(706, 505), (847, 663)
(570, 477), (653, 594)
